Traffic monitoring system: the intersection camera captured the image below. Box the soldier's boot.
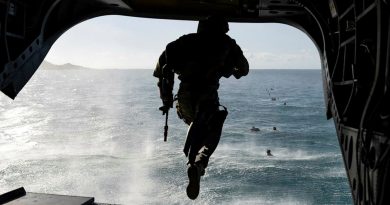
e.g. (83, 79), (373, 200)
(186, 146), (210, 200)
(186, 162), (204, 200)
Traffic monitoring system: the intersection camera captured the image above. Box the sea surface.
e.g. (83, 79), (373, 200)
(0, 69), (353, 204)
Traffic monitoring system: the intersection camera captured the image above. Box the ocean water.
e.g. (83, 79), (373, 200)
(0, 69), (353, 204)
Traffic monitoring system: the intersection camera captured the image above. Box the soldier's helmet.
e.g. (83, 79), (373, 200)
(197, 16), (229, 34)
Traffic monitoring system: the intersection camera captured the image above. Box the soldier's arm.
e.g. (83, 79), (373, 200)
(231, 43), (249, 79)
(154, 51), (166, 77)
(154, 51), (174, 112)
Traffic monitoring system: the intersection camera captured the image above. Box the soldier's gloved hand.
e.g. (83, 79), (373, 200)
(159, 105), (170, 115)
(159, 94), (173, 114)
(233, 69), (243, 79)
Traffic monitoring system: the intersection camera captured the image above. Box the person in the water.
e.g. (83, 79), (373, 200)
(267, 149), (273, 156)
(251, 126), (260, 132)
(153, 16), (249, 200)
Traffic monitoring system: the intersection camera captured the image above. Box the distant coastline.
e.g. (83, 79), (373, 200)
(39, 61), (320, 70)
(39, 61), (90, 70)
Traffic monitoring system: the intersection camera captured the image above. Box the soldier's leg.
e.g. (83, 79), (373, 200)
(176, 94), (205, 164)
(194, 106), (228, 169)
(184, 111), (208, 164)
(185, 110), (210, 200)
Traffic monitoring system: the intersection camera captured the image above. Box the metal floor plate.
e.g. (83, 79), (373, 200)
(6, 192), (94, 205)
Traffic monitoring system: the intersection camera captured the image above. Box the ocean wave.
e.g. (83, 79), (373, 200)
(225, 196), (312, 205)
(217, 143), (335, 162)
(265, 149), (335, 161)
(0, 69), (351, 204)
(314, 167), (348, 178)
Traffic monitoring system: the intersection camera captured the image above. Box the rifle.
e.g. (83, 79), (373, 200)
(163, 111), (169, 142)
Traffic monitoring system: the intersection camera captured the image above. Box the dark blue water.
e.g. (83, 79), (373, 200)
(0, 69), (352, 204)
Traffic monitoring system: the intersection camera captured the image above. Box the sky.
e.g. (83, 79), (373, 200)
(45, 15), (321, 70)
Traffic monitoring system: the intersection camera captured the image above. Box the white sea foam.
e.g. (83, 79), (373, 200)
(266, 148), (332, 161)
